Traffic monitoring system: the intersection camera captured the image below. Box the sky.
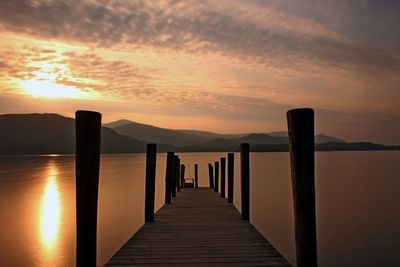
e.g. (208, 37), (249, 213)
(0, 0), (399, 144)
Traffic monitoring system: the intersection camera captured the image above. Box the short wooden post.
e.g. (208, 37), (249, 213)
(227, 152), (234, 203)
(75, 110), (101, 267)
(145, 144), (157, 222)
(214, 161), (219, 192)
(171, 156), (177, 197)
(165, 152), (174, 204)
(180, 164), (185, 188)
(208, 164), (214, 188)
(240, 143), (250, 220)
(176, 157), (181, 192)
(220, 157), (226, 198)
(194, 164), (199, 188)
(287, 108), (317, 267)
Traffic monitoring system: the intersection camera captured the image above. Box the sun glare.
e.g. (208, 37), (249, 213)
(17, 60), (97, 99)
(18, 79), (85, 99)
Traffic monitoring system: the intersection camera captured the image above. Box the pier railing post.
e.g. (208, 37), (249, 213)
(227, 153), (234, 203)
(208, 164), (214, 188)
(180, 164), (185, 188)
(176, 156), (180, 192)
(220, 157), (226, 197)
(145, 143), (157, 222)
(214, 161), (219, 192)
(287, 108), (317, 267)
(165, 152), (174, 204)
(194, 164), (199, 188)
(240, 143), (250, 220)
(176, 157), (181, 191)
(75, 110), (101, 267)
(171, 157), (177, 198)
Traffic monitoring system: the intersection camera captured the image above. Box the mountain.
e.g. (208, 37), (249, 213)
(112, 121), (212, 147)
(0, 114), (149, 154)
(267, 131), (344, 143)
(1, 114), (397, 154)
(201, 133), (346, 151)
(174, 129), (247, 139)
(104, 119), (133, 129)
(203, 134), (288, 150)
(108, 119), (344, 147)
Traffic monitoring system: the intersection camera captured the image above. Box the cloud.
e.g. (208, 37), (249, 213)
(0, 45), (160, 99)
(0, 0), (399, 75)
(0, 0), (399, 144)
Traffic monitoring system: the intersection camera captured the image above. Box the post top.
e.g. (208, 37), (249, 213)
(75, 110), (102, 116)
(287, 108), (314, 115)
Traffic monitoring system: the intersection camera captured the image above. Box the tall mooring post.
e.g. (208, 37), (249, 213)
(194, 164), (199, 188)
(180, 164), (185, 188)
(240, 143), (250, 220)
(165, 152), (174, 204)
(287, 108), (318, 267)
(175, 156), (181, 192)
(171, 156), (177, 197)
(208, 164), (214, 188)
(227, 153), (234, 203)
(145, 144), (157, 222)
(75, 110), (101, 267)
(220, 157), (226, 198)
(214, 161), (219, 192)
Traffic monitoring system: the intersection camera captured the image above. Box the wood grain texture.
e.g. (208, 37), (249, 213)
(106, 188), (291, 266)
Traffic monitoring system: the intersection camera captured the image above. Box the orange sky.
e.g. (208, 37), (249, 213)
(0, 0), (399, 144)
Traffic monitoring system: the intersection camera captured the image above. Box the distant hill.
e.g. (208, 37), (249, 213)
(267, 131), (344, 143)
(0, 114), (153, 154)
(107, 119), (344, 147)
(111, 121), (212, 147)
(0, 114), (397, 154)
(174, 129), (247, 139)
(203, 134), (287, 150)
(104, 119), (134, 129)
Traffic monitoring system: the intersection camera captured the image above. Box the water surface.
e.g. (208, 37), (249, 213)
(0, 152), (399, 266)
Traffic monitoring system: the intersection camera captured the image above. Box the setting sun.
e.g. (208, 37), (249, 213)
(18, 79), (86, 98)
(16, 59), (98, 99)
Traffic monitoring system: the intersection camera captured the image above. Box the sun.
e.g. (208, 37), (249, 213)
(18, 79), (85, 98)
(17, 61), (95, 99)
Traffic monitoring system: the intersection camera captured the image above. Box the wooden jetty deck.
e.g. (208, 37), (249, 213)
(75, 110), (317, 267)
(106, 188), (291, 266)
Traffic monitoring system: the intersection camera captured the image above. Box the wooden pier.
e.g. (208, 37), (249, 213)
(106, 188), (291, 266)
(75, 108), (317, 267)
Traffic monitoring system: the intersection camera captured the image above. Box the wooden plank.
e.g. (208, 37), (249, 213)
(106, 188), (291, 266)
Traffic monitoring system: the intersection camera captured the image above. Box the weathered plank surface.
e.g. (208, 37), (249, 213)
(106, 188), (291, 267)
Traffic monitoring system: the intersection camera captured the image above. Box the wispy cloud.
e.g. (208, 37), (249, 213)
(0, 0), (399, 143)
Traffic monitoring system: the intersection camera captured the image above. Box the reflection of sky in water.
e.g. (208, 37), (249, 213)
(39, 162), (61, 264)
(0, 153), (399, 266)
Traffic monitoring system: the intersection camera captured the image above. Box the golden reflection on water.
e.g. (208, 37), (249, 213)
(38, 162), (61, 262)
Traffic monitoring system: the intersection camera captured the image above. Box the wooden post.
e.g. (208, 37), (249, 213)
(75, 110), (101, 267)
(208, 164), (214, 188)
(214, 161), (219, 192)
(240, 143), (250, 220)
(180, 164), (185, 188)
(227, 152), (234, 203)
(194, 164), (199, 188)
(176, 157), (181, 192)
(145, 144), (157, 222)
(165, 152), (174, 204)
(287, 108), (317, 267)
(171, 156), (177, 197)
(175, 156), (181, 192)
(220, 157), (226, 198)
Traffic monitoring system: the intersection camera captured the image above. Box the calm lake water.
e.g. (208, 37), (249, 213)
(0, 152), (399, 266)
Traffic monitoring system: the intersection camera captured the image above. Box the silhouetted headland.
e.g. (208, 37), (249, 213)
(0, 113), (398, 155)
